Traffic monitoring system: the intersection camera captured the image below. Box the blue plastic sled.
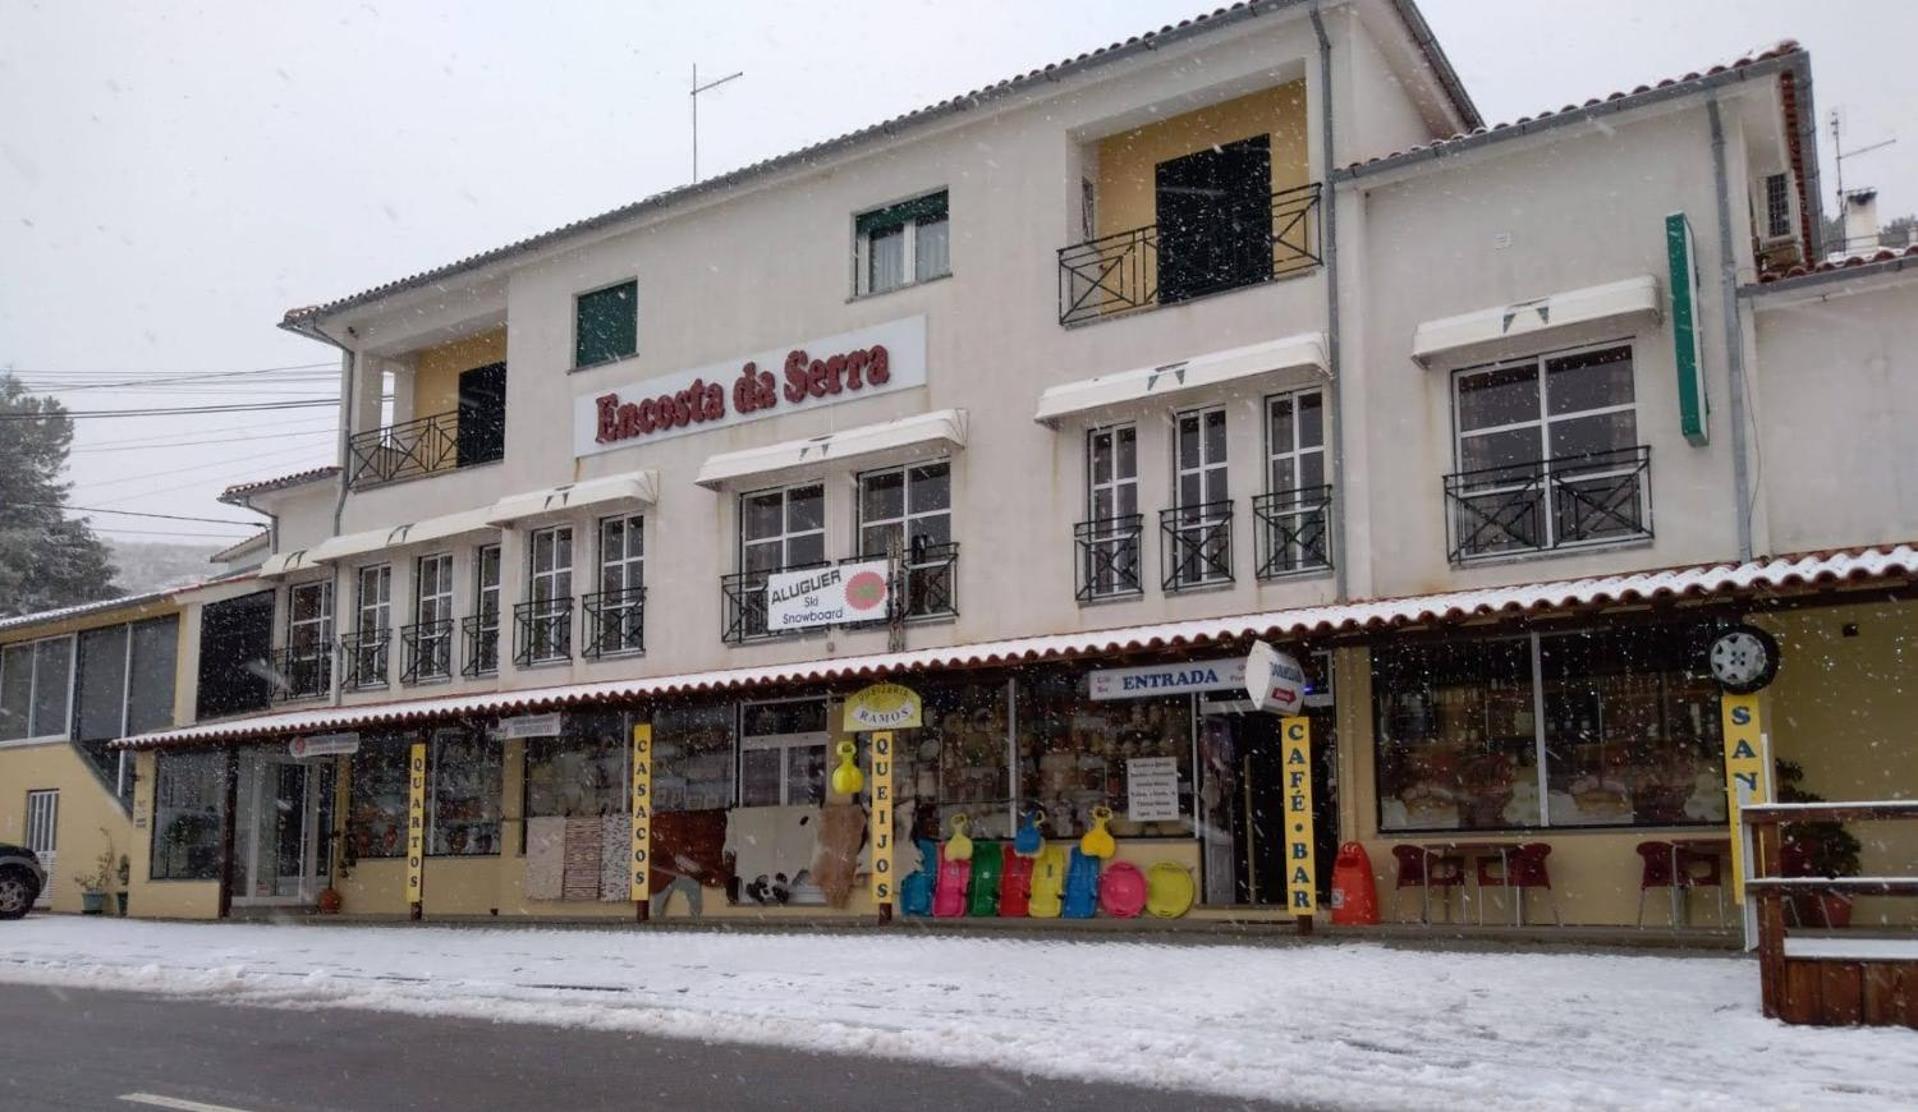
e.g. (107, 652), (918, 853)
(1062, 847), (1101, 919)
(899, 837), (938, 917)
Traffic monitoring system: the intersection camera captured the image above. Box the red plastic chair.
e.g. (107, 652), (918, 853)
(1500, 843), (1559, 925)
(1636, 841), (1679, 926)
(1392, 844), (1465, 923)
(1678, 846), (1727, 925)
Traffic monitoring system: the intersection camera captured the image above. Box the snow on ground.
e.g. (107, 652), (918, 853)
(1, 918), (1912, 1110)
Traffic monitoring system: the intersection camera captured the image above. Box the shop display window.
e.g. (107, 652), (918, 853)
(891, 679), (1012, 839)
(430, 727), (502, 855)
(1373, 624), (1724, 832)
(740, 698), (828, 807)
(525, 711), (628, 820)
(1018, 674), (1193, 839)
(150, 749), (225, 881)
(348, 739), (410, 859)
(654, 703), (736, 812)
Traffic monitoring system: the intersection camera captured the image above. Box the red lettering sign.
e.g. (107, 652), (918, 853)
(595, 342), (892, 446)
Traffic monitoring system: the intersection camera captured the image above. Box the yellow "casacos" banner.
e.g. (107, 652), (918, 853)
(631, 723), (653, 905)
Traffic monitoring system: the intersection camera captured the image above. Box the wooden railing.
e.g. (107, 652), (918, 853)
(1741, 801), (1918, 1028)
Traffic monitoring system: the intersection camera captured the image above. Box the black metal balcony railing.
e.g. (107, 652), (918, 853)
(401, 620), (454, 684)
(721, 560), (830, 645)
(1161, 501), (1235, 591)
(1255, 485), (1334, 579)
(1057, 181), (1322, 325)
(339, 630), (390, 690)
(582, 587), (647, 659)
(269, 646), (332, 703)
(1445, 445), (1653, 563)
(348, 410), (461, 489)
(513, 598), (573, 666)
(840, 541), (960, 625)
(461, 614), (500, 678)
(1074, 514), (1145, 602)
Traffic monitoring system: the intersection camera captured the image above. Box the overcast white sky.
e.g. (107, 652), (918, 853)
(3, 0), (1914, 547)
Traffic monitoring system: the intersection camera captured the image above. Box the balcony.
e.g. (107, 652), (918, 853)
(269, 646), (331, 703)
(339, 630), (390, 690)
(401, 620), (454, 684)
(1254, 485), (1333, 579)
(582, 587), (646, 659)
(721, 560), (829, 645)
(348, 409), (503, 490)
(1445, 445), (1652, 563)
(461, 614), (500, 678)
(1057, 182), (1321, 326)
(1161, 501), (1234, 591)
(841, 542), (960, 626)
(513, 598), (573, 666)
(1075, 514), (1145, 602)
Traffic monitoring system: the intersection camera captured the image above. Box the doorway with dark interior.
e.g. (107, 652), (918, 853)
(1155, 134), (1273, 305)
(456, 361), (507, 468)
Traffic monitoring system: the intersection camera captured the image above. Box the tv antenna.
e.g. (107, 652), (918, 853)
(691, 63), (744, 184)
(1831, 108), (1896, 211)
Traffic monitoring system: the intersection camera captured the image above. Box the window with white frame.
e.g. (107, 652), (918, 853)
(1, 636), (74, 743)
(284, 581), (332, 699)
(741, 484), (826, 575)
(1169, 407), (1231, 588)
(593, 514), (645, 656)
(1081, 424), (1141, 598)
(857, 461), (953, 617)
(1450, 344), (1646, 560)
(738, 698), (828, 807)
(525, 526), (573, 663)
(1763, 172), (1792, 239)
(25, 789), (57, 903)
(411, 553), (454, 681)
(350, 564), (392, 688)
(856, 190), (950, 296)
(1260, 389), (1331, 575)
(472, 544), (501, 675)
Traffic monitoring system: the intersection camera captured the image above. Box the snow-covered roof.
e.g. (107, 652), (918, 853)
(117, 542), (1918, 750)
(0, 587), (179, 637)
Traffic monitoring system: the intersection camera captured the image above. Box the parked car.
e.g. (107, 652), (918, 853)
(0, 843), (47, 919)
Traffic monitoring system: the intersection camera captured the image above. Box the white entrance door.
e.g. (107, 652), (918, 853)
(233, 751), (327, 905)
(25, 789), (57, 908)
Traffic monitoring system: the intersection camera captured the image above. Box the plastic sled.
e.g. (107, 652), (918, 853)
(1099, 861), (1147, 919)
(933, 848), (972, 918)
(1027, 845), (1068, 918)
(899, 838), (939, 917)
(968, 841), (1004, 916)
(998, 844), (1034, 917)
(1063, 848), (1101, 919)
(1145, 861), (1196, 919)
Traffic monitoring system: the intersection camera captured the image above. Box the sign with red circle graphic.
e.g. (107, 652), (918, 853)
(766, 559), (892, 632)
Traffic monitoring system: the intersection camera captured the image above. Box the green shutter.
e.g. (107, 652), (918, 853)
(575, 280), (638, 367)
(856, 190), (948, 235)
(1665, 213), (1709, 445)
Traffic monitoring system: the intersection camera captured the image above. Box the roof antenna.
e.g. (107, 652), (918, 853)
(692, 63), (745, 184)
(1830, 108), (1895, 215)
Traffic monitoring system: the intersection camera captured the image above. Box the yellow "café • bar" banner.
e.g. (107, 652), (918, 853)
(869, 731), (896, 906)
(1720, 692), (1769, 903)
(405, 741), (427, 908)
(631, 723), (653, 905)
(1281, 716), (1316, 915)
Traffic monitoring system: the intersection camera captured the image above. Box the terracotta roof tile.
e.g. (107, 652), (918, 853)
(1758, 243), (1918, 284)
(218, 466), (341, 504)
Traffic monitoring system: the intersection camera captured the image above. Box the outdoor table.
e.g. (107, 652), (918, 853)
(1419, 841), (1521, 926)
(1666, 837), (1733, 927)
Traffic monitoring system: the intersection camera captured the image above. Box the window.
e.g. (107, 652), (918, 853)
(0, 635), (73, 742)
(25, 789), (57, 904)
(1168, 407), (1231, 588)
(1373, 624), (1724, 833)
(574, 280), (637, 368)
(729, 484), (826, 641)
(592, 514), (645, 656)
(410, 553), (454, 682)
(71, 619), (172, 799)
(349, 564), (392, 688)
(347, 740), (409, 859)
(284, 581), (332, 698)
(524, 526), (573, 663)
(1450, 344), (1646, 559)
(1763, 172), (1792, 239)
(526, 711), (629, 821)
(654, 703), (735, 812)
(857, 461), (954, 618)
(855, 190), (949, 295)
(1080, 424), (1141, 599)
(470, 544), (501, 675)
(429, 727), (501, 855)
(150, 749), (225, 880)
(198, 591), (273, 719)
(1019, 673), (1193, 838)
(1260, 389), (1331, 576)
(739, 699), (828, 807)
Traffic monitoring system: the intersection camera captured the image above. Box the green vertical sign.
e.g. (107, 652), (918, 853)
(1667, 212), (1709, 445)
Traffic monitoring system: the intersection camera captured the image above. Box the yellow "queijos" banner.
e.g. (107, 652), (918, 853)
(1280, 717), (1316, 915)
(869, 730), (896, 905)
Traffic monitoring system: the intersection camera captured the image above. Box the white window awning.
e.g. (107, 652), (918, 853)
(695, 409), (968, 490)
(1411, 275), (1661, 367)
(487, 470), (660, 526)
(1033, 333), (1328, 427)
(259, 507), (502, 576)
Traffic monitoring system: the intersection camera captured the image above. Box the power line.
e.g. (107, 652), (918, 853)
(91, 526), (263, 540)
(69, 409), (341, 450)
(3, 360), (336, 386)
(0, 399), (339, 420)
(72, 427), (337, 454)
(72, 439), (333, 491)
(12, 503), (266, 526)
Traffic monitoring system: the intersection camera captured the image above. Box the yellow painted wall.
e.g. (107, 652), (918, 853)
(0, 743), (133, 913)
(410, 327), (506, 449)
(125, 750), (220, 919)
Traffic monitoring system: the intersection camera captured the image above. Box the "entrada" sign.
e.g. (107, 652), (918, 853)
(573, 316), (927, 457)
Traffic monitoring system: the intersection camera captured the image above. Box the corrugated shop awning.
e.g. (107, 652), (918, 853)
(1034, 333), (1327, 426)
(115, 543), (1918, 750)
(695, 410), (967, 490)
(1411, 275), (1661, 367)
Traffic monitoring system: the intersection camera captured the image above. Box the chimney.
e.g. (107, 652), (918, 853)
(1844, 188), (1880, 255)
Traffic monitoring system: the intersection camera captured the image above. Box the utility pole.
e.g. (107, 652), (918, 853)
(691, 63), (744, 184)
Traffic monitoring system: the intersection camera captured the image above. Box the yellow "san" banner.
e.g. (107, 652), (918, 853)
(405, 741), (427, 908)
(631, 723), (653, 904)
(1281, 717), (1316, 915)
(869, 731), (895, 906)
(1720, 693), (1769, 903)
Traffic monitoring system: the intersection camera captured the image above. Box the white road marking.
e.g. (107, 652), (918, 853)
(118, 1094), (259, 1112)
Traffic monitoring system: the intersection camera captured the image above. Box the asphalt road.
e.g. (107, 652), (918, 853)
(0, 983), (1302, 1111)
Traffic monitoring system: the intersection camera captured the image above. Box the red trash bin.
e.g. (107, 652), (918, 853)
(1330, 841), (1381, 925)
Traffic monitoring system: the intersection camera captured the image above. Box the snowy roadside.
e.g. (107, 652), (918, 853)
(0, 918), (1910, 1111)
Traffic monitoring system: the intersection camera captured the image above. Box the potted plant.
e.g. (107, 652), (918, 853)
(1774, 760), (1863, 927)
(73, 832), (118, 916)
(115, 854), (130, 916)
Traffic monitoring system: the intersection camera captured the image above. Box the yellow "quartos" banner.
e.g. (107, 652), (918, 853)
(405, 741), (427, 907)
(1281, 717), (1316, 915)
